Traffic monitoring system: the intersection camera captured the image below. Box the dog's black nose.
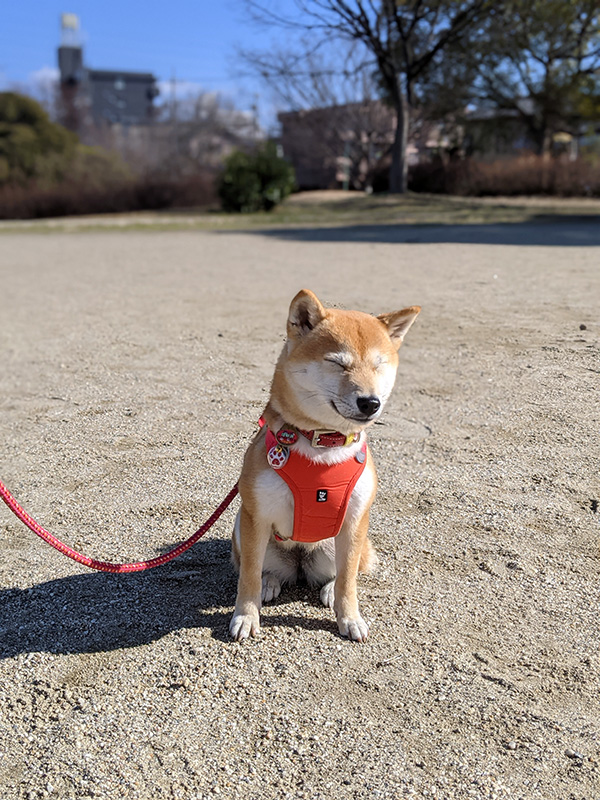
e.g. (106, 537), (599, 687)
(356, 395), (381, 417)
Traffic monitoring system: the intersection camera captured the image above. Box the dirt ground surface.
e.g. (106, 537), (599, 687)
(0, 218), (599, 800)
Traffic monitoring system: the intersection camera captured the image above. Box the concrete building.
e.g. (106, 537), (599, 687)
(278, 101), (453, 191)
(57, 13), (158, 133)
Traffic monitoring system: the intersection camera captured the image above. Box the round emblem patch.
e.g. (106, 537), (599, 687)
(355, 449), (366, 464)
(267, 444), (289, 469)
(276, 428), (298, 445)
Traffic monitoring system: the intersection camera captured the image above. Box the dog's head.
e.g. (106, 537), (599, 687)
(272, 289), (420, 434)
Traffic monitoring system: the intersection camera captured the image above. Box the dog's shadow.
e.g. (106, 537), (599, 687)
(0, 540), (342, 658)
(0, 539), (239, 658)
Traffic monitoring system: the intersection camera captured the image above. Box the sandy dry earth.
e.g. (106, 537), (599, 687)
(0, 220), (599, 800)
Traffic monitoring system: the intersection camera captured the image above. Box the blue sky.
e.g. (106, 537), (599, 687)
(0, 1), (293, 128)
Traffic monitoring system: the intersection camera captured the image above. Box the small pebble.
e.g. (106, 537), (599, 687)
(565, 748), (584, 759)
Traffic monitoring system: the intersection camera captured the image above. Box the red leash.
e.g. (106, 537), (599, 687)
(0, 478), (238, 573)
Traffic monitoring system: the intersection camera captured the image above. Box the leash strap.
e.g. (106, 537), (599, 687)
(0, 478), (238, 573)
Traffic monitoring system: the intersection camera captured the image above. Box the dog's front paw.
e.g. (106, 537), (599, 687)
(229, 611), (260, 641)
(320, 579), (335, 609)
(337, 615), (369, 642)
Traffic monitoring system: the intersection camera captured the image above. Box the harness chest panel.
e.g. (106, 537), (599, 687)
(265, 429), (368, 543)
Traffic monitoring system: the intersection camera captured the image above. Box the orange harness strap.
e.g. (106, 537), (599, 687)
(265, 429), (368, 543)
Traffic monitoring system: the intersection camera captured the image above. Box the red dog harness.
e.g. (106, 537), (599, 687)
(264, 426), (368, 543)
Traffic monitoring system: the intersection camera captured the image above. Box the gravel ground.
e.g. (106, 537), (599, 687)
(0, 221), (599, 800)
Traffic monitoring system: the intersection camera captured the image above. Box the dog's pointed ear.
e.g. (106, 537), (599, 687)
(378, 306), (421, 349)
(287, 289), (326, 338)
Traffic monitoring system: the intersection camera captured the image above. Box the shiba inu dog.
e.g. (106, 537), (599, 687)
(230, 289), (420, 642)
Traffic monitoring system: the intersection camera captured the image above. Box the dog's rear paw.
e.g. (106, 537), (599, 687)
(338, 615), (369, 642)
(320, 579), (335, 609)
(229, 612), (260, 641)
(261, 574), (282, 603)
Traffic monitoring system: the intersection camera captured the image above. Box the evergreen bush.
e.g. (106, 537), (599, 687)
(0, 92), (77, 185)
(218, 142), (295, 212)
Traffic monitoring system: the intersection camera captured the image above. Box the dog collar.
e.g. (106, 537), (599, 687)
(259, 418), (360, 449)
(295, 428), (359, 448)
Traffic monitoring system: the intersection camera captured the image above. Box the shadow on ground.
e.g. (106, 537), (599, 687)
(236, 216), (600, 247)
(0, 540), (238, 657)
(0, 540), (342, 657)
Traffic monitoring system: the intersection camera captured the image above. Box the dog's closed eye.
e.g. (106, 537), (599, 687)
(324, 353), (353, 371)
(323, 350), (354, 370)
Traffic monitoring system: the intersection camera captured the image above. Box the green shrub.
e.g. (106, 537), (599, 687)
(0, 92), (222, 219)
(0, 92), (78, 185)
(218, 142), (295, 212)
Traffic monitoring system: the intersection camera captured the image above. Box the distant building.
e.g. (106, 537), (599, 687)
(278, 102), (394, 191)
(279, 101), (452, 191)
(85, 69), (158, 126)
(55, 13), (264, 175)
(57, 13), (158, 133)
(462, 101), (538, 156)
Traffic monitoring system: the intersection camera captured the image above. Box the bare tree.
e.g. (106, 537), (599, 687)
(253, 46), (395, 189)
(241, 0), (495, 192)
(89, 91), (262, 177)
(154, 92), (261, 175)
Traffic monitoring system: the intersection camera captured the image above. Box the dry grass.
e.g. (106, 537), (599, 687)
(0, 173), (217, 221)
(1, 189), (599, 235)
(410, 155), (600, 197)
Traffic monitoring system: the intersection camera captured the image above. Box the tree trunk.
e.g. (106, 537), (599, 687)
(389, 94), (409, 193)
(528, 118), (548, 157)
(541, 127), (553, 158)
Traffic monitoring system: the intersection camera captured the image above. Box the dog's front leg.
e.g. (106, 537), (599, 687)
(229, 505), (269, 641)
(333, 512), (370, 642)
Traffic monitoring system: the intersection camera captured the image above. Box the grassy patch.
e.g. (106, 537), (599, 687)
(1, 190), (599, 234)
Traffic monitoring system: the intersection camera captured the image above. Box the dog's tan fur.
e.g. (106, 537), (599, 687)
(230, 290), (420, 642)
